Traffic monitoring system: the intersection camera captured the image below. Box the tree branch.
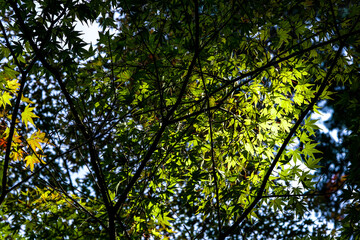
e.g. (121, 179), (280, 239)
(7, 2), (115, 238)
(0, 20), (36, 205)
(219, 40), (346, 240)
(113, 0), (202, 214)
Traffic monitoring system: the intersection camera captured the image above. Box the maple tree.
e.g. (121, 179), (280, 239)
(0, 0), (360, 239)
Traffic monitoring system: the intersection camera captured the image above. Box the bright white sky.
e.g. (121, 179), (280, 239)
(74, 21), (100, 49)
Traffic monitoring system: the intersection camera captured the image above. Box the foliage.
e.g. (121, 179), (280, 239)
(311, 78), (360, 239)
(0, 0), (359, 239)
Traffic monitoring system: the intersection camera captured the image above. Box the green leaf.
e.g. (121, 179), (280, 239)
(157, 212), (174, 228)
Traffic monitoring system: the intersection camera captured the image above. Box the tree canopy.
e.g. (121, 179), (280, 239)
(0, 0), (360, 239)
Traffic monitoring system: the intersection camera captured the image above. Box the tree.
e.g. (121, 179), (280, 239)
(0, 0), (359, 239)
(310, 76), (360, 239)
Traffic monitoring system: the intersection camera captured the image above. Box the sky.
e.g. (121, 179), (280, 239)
(74, 21), (100, 49)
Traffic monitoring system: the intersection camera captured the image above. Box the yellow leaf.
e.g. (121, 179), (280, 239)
(12, 134), (22, 144)
(21, 105), (39, 129)
(24, 154), (45, 171)
(27, 130), (48, 152)
(7, 79), (20, 93)
(21, 95), (34, 104)
(151, 229), (162, 238)
(0, 92), (13, 107)
(25, 154), (40, 171)
(27, 137), (42, 152)
(10, 148), (24, 161)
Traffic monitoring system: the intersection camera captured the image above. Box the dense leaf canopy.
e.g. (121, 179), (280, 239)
(0, 0), (360, 239)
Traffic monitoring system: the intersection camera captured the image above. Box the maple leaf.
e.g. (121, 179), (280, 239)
(27, 130), (48, 152)
(0, 137), (7, 151)
(7, 79), (20, 93)
(21, 95), (34, 104)
(24, 154), (45, 171)
(10, 148), (24, 161)
(157, 212), (174, 228)
(11, 133), (22, 144)
(21, 105), (39, 129)
(0, 92), (13, 108)
(27, 137), (41, 152)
